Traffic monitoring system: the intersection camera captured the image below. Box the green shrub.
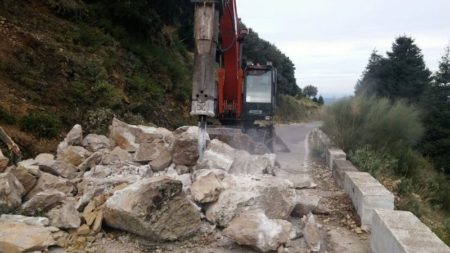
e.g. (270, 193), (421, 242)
(322, 96), (424, 152)
(20, 113), (61, 138)
(398, 198), (423, 218)
(73, 25), (112, 51)
(0, 107), (16, 125)
(91, 80), (120, 107)
(349, 146), (398, 177)
(126, 74), (164, 102)
(82, 108), (114, 134)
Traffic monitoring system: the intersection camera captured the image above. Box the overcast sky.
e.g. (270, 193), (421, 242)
(237, 0), (450, 97)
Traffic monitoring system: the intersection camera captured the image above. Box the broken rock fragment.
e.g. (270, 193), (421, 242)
(101, 147), (129, 165)
(77, 150), (105, 173)
(303, 213), (321, 252)
(103, 176), (202, 241)
(191, 172), (223, 203)
(149, 149), (172, 172)
(25, 172), (76, 201)
(206, 175), (296, 227)
(46, 199), (81, 229)
(82, 134), (111, 152)
(172, 126), (208, 166)
(43, 160), (78, 179)
(224, 209), (293, 253)
(134, 141), (169, 163)
(109, 118), (173, 152)
(21, 189), (66, 215)
(9, 166), (37, 194)
(196, 139), (235, 172)
(57, 146), (91, 167)
(0, 220), (57, 252)
(0, 172), (25, 213)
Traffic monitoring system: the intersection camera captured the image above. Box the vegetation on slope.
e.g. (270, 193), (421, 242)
(0, 0), (311, 155)
(324, 36), (450, 244)
(275, 95), (321, 123)
(0, 0), (198, 156)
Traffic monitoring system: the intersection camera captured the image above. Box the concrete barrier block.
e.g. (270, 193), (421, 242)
(332, 160), (359, 188)
(371, 209), (450, 253)
(344, 172), (394, 227)
(326, 148), (346, 169)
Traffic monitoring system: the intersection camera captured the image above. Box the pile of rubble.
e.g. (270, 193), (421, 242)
(0, 118), (320, 253)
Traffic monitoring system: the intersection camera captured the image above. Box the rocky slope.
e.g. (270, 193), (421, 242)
(0, 119), (329, 253)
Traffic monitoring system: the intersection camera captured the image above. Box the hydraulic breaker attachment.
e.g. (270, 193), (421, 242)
(191, 0), (220, 118)
(191, 0), (220, 158)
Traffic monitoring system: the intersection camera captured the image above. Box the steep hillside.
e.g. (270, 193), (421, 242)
(0, 0), (195, 155)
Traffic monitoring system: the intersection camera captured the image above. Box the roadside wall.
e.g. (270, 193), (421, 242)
(310, 128), (450, 253)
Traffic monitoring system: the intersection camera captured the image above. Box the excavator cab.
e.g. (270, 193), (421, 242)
(242, 63), (277, 151)
(243, 63), (277, 122)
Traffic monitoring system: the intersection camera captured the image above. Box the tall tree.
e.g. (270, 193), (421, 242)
(355, 36), (431, 103)
(384, 37), (431, 102)
(303, 85), (318, 98)
(240, 24), (300, 96)
(355, 50), (387, 96)
(421, 46), (450, 174)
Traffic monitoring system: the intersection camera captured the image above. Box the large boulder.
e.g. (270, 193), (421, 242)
(109, 118), (173, 152)
(57, 146), (91, 167)
(21, 190), (66, 215)
(191, 172), (223, 203)
(0, 172), (25, 213)
(82, 134), (111, 152)
(171, 126), (209, 166)
(206, 175), (296, 227)
(0, 150), (8, 172)
(223, 209), (293, 253)
(25, 172), (76, 201)
(0, 219), (56, 252)
(103, 176), (202, 241)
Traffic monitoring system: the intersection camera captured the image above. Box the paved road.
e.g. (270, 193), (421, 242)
(275, 122), (371, 253)
(275, 122), (322, 171)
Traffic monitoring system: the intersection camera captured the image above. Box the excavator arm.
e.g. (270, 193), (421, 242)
(191, 0), (244, 157)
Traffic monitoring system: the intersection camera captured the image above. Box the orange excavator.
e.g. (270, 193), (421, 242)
(191, 0), (277, 156)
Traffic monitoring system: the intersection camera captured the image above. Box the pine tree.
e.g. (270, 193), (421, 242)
(317, 95), (324, 105)
(355, 50), (386, 96)
(421, 46), (450, 174)
(355, 37), (431, 103)
(384, 37), (431, 102)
